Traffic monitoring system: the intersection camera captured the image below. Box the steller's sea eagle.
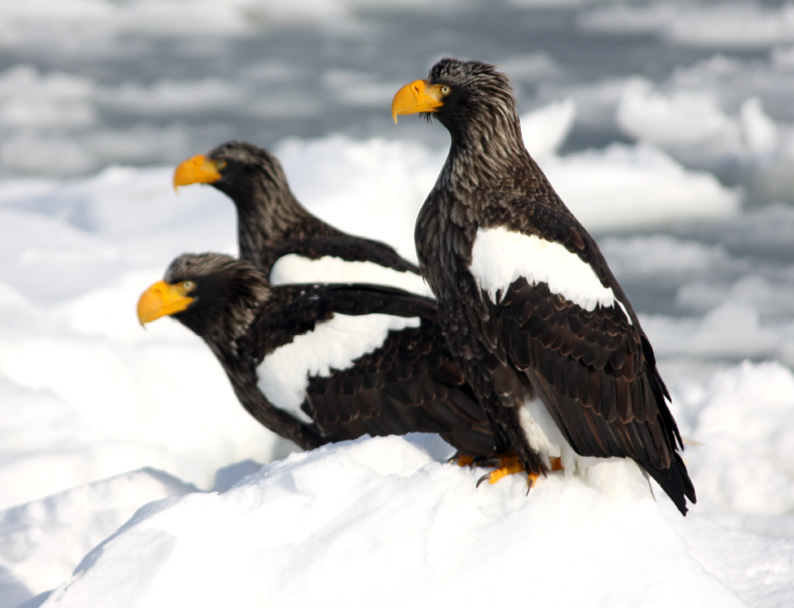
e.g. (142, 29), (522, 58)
(173, 141), (429, 296)
(137, 252), (494, 457)
(392, 57), (695, 514)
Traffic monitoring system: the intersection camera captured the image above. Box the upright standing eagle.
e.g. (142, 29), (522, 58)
(137, 253), (494, 457)
(392, 58), (695, 514)
(173, 141), (429, 296)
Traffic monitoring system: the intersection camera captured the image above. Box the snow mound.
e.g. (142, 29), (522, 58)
(42, 435), (744, 608)
(617, 79), (741, 157)
(0, 468), (195, 608)
(520, 98), (576, 159)
(275, 134), (441, 261)
(616, 77), (794, 204)
(673, 361), (794, 515)
(541, 143), (740, 230)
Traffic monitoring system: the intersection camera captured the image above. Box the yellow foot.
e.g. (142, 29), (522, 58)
(474, 454), (561, 491)
(476, 453), (526, 487)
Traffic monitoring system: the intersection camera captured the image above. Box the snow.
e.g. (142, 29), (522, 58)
(542, 142), (740, 230)
(615, 78), (794, 181)
(520, 97), (576, 159)
(1, 0), (794, 606)
(0, 469), (195, 605)
(274, 135), (440, 260)
(40, 436), (748, 608)
(617, 79), (741, 156)
(579, 2), (794, 49)
(672, 361), (794, 516)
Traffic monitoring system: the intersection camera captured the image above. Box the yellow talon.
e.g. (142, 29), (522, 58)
(476, 453), (525, 486)
(476, 454), (562, 488)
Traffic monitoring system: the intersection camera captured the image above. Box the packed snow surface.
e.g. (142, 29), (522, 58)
(43, 436), (748, 608)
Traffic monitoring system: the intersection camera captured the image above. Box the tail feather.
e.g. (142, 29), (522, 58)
(642, 453), (696, 515)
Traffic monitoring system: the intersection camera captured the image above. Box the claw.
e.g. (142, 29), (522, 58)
(476, 455), (502, 468)
(471, 455), (495, 467)
(448, 453), (476, 467)
(526, 473), (539, 495)
(475, 453), (525, 487)
(475, 471), (492, 488)
(473, 453), (560, 491)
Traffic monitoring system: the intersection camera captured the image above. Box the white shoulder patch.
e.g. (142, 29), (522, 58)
(270, 254), (432, 297)
(256, 313), (421, 424)
(468, 226), (631, 322)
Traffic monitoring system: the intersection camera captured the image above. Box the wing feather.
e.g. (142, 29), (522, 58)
(300, 310), (495, 458)
(494, 278), (679, 473)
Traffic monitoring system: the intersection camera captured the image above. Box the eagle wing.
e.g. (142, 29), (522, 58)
(245, 284), (494, 457)
(470, 204), (694, 510)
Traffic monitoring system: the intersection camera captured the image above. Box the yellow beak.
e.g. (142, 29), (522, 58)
(391, 79), (445, 123)
(137, 280), (194, 325)
(173, 154), (222, 192)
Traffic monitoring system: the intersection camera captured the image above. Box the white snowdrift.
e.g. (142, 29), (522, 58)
(43, 435), (748, 608)
(0, 469), (195, 607)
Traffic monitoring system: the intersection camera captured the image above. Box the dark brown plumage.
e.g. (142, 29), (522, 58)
(137, 253), (494, 457)
(173, 141), (421, 279)
(392, 57), (695, 514)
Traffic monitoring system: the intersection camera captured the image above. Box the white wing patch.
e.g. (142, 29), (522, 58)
(256, 313), (421, 424)
(469, 226), (631, 323)
(270, 254), (433, 297)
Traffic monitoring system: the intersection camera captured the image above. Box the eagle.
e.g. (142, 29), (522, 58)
(137, 252), (494, 457)
(391, 57), (696, 514)
(172, 140), (429, 296)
